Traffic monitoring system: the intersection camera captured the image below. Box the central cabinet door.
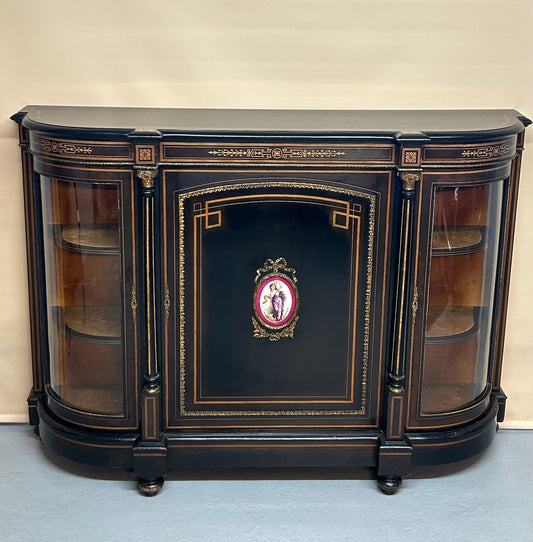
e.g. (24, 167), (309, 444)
(162, 170), (394, 429)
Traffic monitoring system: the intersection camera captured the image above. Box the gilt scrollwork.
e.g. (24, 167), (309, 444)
(254, 257), (297, 283)
(164, 286), (171, 322)
(412, 286), (419, 324)
(38, 137), (93, 156)
(131, 285), (137, 323)
(461, 143), (512, 159)
(207, 147), (346, 160)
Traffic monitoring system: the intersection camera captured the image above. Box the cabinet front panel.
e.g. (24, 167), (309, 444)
(39, 173), (138, 429)
(163, 171), (393, 428)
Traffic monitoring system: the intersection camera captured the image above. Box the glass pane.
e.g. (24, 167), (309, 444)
(41, 177), (124, 415)
(421, 182), (503, 414)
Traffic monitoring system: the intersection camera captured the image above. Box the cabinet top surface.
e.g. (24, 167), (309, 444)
(14, 106), (530, 139)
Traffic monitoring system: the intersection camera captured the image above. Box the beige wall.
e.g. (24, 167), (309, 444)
(1, 0), (532, 425)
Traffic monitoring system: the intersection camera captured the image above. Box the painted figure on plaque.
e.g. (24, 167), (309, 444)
(269, 281), (285, 322)
(259, 278), (292, 325)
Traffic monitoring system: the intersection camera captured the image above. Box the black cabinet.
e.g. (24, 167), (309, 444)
(12, 106), (529, 495)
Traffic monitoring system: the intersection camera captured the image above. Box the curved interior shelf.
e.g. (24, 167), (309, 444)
(55, 224), (120, 254)
(53, 385), (124, 416)
(431, 226), (487, 254)
(425, 305), (479, 343)
(420, 383), (477, 414)
(62, 305), (122, 343)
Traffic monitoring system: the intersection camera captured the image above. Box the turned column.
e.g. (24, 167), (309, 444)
(377, 141), (425, 494)
(131, 137), (167, 496)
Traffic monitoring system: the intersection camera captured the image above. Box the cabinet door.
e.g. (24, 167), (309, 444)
(409, 165), (510, 426)
(39, 173), (138, 429)
(162, 170), (393, 430)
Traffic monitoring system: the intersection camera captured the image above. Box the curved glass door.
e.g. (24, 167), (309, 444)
(420, 181), (503, 414)
(40, 177), (125, 415)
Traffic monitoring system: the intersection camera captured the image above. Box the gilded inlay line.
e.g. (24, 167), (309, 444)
(193, 193), (361, 404)
(395, 200), (410, 377)
(388, 395), (404, 439)
(193, 203), (222, 229)
(191, 193), (357, 404)
(333, 202), (362, 229)
(177, 181), (376, 417)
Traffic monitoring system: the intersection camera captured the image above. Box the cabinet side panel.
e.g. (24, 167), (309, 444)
(20, 143), (45, 402)
(491, 142), (526, 389)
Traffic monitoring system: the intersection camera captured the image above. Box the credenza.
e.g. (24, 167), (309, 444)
(12, 106), (530, 495)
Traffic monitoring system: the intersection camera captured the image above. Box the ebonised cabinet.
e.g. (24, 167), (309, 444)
(12, 106), (530, 495)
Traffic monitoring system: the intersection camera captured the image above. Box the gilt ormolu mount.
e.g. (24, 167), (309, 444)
(12, 106), (530, 495)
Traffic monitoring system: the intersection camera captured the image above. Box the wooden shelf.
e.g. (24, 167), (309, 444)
(62, 305), (122, 343)
(420, 383), (476, 414)
(56, 224), (120, 254)
(431, 226), (485, 253)
(426, 305), (477, 341)
(60, 386), (123, 415)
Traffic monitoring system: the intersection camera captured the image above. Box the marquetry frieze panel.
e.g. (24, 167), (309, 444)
(160, 142), (396, 166)
(422, 136), (517, 165)
(30, 133), (134, 162)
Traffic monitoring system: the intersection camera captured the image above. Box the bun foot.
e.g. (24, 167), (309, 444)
(137, 477), (164, 497)
(377, 475), (402, 495)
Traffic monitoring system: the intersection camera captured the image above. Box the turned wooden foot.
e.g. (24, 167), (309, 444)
(137, 478), (164, 497)
(377, 475), (402, 495)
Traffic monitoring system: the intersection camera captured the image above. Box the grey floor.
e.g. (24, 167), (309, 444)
(0, 424), (532, 542)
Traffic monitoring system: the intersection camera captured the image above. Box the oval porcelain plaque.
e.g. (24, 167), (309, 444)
(252, 258), (300, 341)
(255, 276), (297, 327)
